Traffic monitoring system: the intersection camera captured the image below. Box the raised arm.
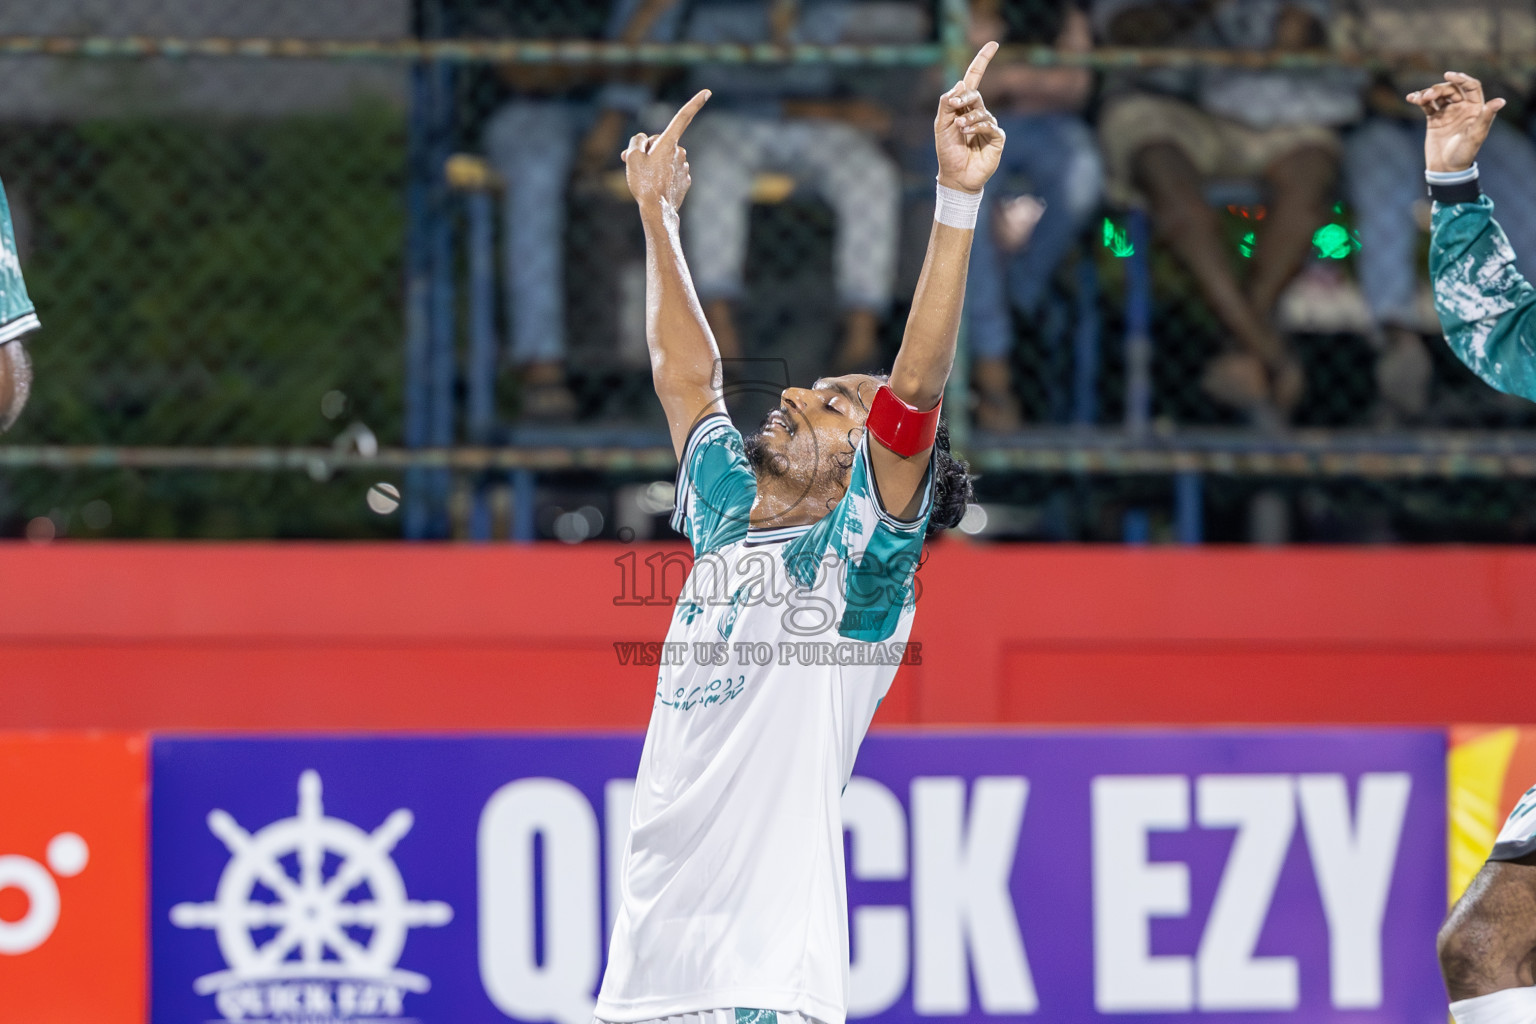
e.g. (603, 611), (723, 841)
(1429, 196), (1536, 401)
(621, 91), (724, 456)
(869, 43), (1004, 517)
(1410, 73), (1536, 402)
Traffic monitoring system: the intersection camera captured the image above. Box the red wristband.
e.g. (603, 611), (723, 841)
(867, 385), (941, 457)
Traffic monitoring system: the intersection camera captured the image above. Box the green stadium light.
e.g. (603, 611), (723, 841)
(1102, 217), (1135, 258)
(1313, 222), (1361, 260)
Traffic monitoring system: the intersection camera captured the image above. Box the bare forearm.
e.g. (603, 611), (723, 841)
(890, 222), (973, 410)
(641, 202), (717, 381)
(0, 340), (31, 432)
(640, 201), (723, 448)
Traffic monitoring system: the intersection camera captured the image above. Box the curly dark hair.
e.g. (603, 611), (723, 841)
(925, 416), (974, 540)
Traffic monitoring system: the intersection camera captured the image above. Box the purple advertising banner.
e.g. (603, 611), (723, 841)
(151, 730), (1446, 1024)
(845, 731), (1446, 1024)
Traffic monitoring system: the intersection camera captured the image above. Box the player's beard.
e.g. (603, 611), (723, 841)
(744, 408), (792, 479)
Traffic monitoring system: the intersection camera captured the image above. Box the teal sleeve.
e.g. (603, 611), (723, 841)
(783, 436), (933, 643)
(670, 414), (754, 557)
(0, 179), (39, 344)
(1430, 195), (1536, 402)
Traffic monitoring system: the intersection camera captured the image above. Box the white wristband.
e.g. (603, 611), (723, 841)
(935, 180), (982, 230)
(1426, 163), (1479, 185)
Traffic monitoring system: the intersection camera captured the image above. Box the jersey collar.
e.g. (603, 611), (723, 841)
(743, 523), (814, 546)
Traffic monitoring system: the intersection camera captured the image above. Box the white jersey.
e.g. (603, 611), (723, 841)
(596, 413), (934, 1024)
(1492, 781), (1536, 861)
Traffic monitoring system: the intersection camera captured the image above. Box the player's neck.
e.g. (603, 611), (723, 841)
(748, 474), (847, 531)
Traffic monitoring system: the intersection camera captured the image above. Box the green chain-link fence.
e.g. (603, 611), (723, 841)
(6, 0), (1536, 542)
(0, 1), (411, 537)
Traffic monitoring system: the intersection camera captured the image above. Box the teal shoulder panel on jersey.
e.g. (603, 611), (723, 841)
(782, 436), (932, 643)
(1431, 194), (1536, 403)
(0, 178), (39, 345)
(670, 414), (754, 557)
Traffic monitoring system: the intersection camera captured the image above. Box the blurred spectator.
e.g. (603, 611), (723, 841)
(1096, 0), (1361, 424)
(1345, 75), (1536, 421)
(959, 0), (1101, 431)
(679, 0), (922, 372)
(482, 0), (682, 420)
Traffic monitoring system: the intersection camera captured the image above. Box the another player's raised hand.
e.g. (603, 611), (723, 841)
(935, 42), (1006, 195)
(1408, 72), (1506, 174)
(622, 90), (710, 210)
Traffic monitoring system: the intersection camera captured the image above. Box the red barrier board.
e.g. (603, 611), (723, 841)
(0, 733), (147, 1023)
(3, 544), (1536, 729)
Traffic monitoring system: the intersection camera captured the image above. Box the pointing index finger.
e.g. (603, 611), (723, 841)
(659, 89), (712, 146)
(962, 41), (999, 91)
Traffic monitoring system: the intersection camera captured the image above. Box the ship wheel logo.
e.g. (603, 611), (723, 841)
(170, 770), (453, 1000)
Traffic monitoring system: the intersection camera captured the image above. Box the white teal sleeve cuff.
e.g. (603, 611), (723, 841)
(0, 310), (39, 345)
